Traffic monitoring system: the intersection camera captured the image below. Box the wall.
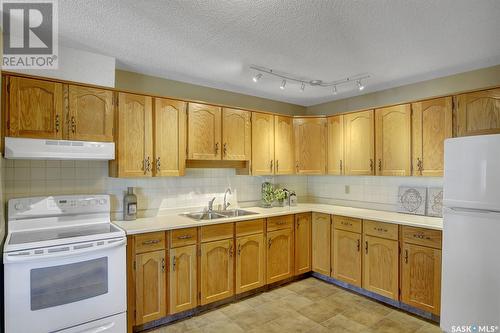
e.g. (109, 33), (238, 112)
(115, 70), (305, 116)
(307, 64), (500, 115)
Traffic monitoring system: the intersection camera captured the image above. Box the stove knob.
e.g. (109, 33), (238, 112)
(15, 203), (24, 210)
(99, 199), (106, 205)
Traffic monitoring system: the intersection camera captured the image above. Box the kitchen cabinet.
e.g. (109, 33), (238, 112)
(311, 212), (331, 276)
(294, 213), (311, 275)
(375, 104), (411, 176)
(236, 233), (265, 294)
(153, 98), (187, 176)
(294, 117), (327, 174)
(343, 110), (375, 175)
(169, 244), (198, 314)
(135, 250), (167, 325)
(327, 115), (344, 175)
(333, 221), (362, 287)
(222, 108), (251, 160)
(187, 103), (222, 160)
(266, 215), (294, 284)
(274, 115), (295, 174)
(7, 76), (63, 139)
(200, 238), (234, 305)
(110, 92), (153, 177)
(412, 97), (452, 176)
(456, 88), (500, 137)
(251, 112), (275, 175)
(66, 85), (114, 142)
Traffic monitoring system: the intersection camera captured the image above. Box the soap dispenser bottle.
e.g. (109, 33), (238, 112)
(123, 187), (137, 220)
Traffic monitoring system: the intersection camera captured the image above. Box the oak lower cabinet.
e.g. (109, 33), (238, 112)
(456, 88), (500, 137)
(294, 213), (311, 275)
(266, 215), (294, 284)
(332, 216), (362, 287)
(401, 226), (442, 316)
(294, 117), (327, 174)
(235, 219), (266, 293)
(169, 244), (198, 314)
(343, 110), (375, 175)
(311, 212), (331, 276)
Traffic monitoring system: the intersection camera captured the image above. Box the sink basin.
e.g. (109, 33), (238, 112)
(181, 212), (227, 220)
(218, 209), (258, 217)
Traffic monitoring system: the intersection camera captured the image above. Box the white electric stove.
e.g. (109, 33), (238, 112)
(3, 195), (127, 333)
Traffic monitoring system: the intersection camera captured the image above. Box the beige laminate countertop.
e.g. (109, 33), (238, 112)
(113, 203), (443, 235)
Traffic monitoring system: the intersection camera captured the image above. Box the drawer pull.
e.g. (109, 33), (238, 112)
(341, 221), (352, 226)
(268, 238), (272, 248)
(374, 227), (388, 233)
(365, 240), (368, 254)
(172, 256), (176, 271)
(404, 250), (409, 263)
(237, 244), (241, 256)
(142, 239), (161, 245)
(228, 241), (233, 258)
(177, 235), (193, 240)
(161, 257), (165, 272)
(357, 239), (360, 252)
(413, 233), (431, 240)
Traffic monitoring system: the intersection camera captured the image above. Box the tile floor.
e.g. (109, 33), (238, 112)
(149, 277), (442, 333)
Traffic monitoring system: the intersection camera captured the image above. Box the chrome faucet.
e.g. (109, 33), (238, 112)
(223, 188), (232, 211)
(207, 197), (216, 212)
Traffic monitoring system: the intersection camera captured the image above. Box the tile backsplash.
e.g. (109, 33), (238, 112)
(2, 158), (442, 220)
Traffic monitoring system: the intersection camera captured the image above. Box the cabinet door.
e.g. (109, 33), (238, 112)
(295, 213), (311, 275)
(327, 115), (344, 175)
(200, 239), (234, 305)
(222, 108), (251, 160)
(333, 229), (362, 287)
(115, 93), (153, 177)
(135, 250), (166, 325)
(362, 235), (399, 300)
(274, 115), (295, 174)
(456, 88), (500, 137)
(401, 243), (442, 315)
(187, 103), (221, 160)
(311, 212), (331, 276)
(412, 97), (452, 176)
(8, 76), (63, 139)
(251, 112), (275, 175)
(67, 85), (114, 142)
(153, 98), (187, 176)
(343, 110), (374, 175)
(236, 233), (265, 294)
(169, 245), (197, 314)
(266, 228), (294, 284)
(294, 117), (327, 174)
(375, 104), (411, 176)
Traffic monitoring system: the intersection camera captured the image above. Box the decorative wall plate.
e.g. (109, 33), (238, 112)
(427, 187), (444, 217)
(398, 186), (427, 215)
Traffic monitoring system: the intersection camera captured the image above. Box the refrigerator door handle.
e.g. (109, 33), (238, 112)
(448, 207), (500, 214)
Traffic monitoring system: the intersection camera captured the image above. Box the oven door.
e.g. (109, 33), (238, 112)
(4, 237), (126, 333)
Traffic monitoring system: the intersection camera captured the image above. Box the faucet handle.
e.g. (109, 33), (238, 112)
(208, 197), (216, 210)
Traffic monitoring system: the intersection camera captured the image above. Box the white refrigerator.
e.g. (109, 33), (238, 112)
(441, 134), (500, 332)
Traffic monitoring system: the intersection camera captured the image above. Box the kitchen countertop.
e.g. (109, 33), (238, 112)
(113, 203), (443, 235)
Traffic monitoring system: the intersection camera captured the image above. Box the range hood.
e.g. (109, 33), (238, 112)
(4, 137), (115, 160)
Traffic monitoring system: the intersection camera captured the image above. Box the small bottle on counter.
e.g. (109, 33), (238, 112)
(123, 187), (137, 220)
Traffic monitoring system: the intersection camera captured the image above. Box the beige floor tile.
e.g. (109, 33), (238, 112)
(266, 313), (326, 333)
(277, 293), (315, 311)
(219, 301), (253, 319)
(416, 323), (443, 333)
(200, 321), (245, 333)
(321, 313), (371, 332)
(230, 308), (278, 330)
(297, 300), (344, 323)
(297, 284), (339, 301)
(371, 317), (423, 333)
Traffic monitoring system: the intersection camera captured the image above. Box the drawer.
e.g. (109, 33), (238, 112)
(170, 228), (198, 248)
(402, 226), (442, 249)
(333, 215), (362, 233)
(236, 219), (265, 237)
(363, 220), (399, 240)
(200, 223), (234, 242)
(267, 215), (294, 231)
(135, 232), (166, 254)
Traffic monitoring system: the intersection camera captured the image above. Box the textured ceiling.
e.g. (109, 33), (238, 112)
(59, 0), (500, 106)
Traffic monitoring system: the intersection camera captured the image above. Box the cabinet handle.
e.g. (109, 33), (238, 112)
(341, 221), (352, 227)
(142, 239), (161, 245)
(223, 143), (227, 156)
(296, 161), (300, 172)
(237, 243), (241, 256)
(339, 160), (343, 171)
(374, 227), (388, 233)
(215, 142), (219, 154)
(276, 160), (279, 172)
(268, 238), (272, 248)
(270, 160), (273, 172)
(417, 158), (423, 174)
(156, 157), (161, 172)
(296, 221), (300, 230)
(144, 156), (151, 174)
(71, 116), (76, 133)
(369, 159), (373, 171)
(365, 241), (368, 254)
(404, 250), (408, 263)
(161, 257), (165, 272)
(378, 159), (382, 172)
(229, 241), (233, 257)
(172, 256), (176, 271)
(55, 115), (60, 133)
(357, 239), (360, 252)
(177, 234), (193, 240)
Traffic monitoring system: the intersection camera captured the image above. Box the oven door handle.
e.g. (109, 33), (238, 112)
(4, 238), (126, 263)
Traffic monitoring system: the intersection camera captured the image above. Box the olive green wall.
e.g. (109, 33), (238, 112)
(115, 70), (306, 116)
(307, 64), (500, 115)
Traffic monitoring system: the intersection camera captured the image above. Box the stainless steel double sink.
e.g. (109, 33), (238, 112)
(181, 209), (258, 221)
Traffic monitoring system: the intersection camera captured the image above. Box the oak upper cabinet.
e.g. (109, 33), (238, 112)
(294, 213), (312, 275)
(294, 117), (327, 174)
(153, 98), (187, 176)
(252, 112), (275, 175)
(362, 221), (399, 300)
(266, 215), (294, 284)
(375, 104), (411, 176)
(66, 85), (114, 142)
(169, 244), (198, 314)
(274, 115), (295, 174)
(7, 76), (63, 139)
(343, 110), (375, 175)
(412, 97), (452, 176)
(327, 115), (344, 175)
(110, 93), (153, 177)
(236, 220), (266, 294)
(222, 108), (251, 160)
(311, 213), (331, 276)
(456, 88), (500, 137)
(135, 250), (167, 325)
(332, 216), (362, 287)
(187, 103), (222, 160)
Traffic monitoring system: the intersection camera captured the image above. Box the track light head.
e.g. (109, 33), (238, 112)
(332, 85), (337, 95)
(357, 80), (365, 91)
(252, 73), (263, 83)
(300, 82), (305, 92)
(280, 80), (286, 90)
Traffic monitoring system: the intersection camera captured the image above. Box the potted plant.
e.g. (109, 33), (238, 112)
(274, 188), (288, 207)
